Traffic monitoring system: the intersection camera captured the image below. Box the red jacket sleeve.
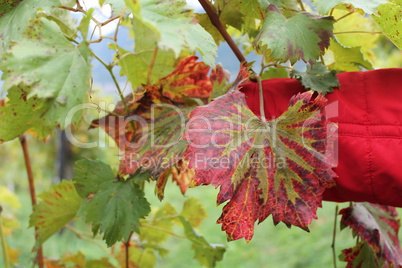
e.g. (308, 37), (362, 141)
(239, 68), (402, 207)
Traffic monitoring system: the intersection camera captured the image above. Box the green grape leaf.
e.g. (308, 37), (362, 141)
(180, 197), (208, 228)
(373, 2), (402, 49)
(255, 5), (335, 64)
(0, 0), (23, 17)
(0, 86), (54, 142)
(73, 158), (116, 198)
(236, 0), (265, 33)
(0, 18), (91, 128)
(290, 63), (340, 94)
(184, 90), (337, 241)
(110, 43), (179, 90)
(185, 23), (217, 68)
(0, 0), (61, 50)
(312, 0), (388, 15)
(74, 159), (151, 247)
(140, 203), (178, 244)
(340, 241), (386, 268)
(29, 180), (82, 245)
(339, 203), (402, 267)
(178, 216), (226, 267)
(126, 0), (217, 66)
(332, 7), (380, 48)
(328, 39), (373, 72)
(261, 67), (289, 79)
(197, 13), (225, 44)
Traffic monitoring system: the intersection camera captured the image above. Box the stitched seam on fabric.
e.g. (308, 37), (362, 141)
(362, 72), (378, 203)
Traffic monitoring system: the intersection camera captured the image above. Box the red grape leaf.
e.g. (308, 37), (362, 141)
(340, 241), (386, 268)
(159, 56), (214, 103)
(339, 203), (402, 267)
(92, 56), (229, 199)
(183, 90), (337, 241)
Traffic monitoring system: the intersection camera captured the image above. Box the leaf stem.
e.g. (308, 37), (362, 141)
(334, 31), (382, 35)
(297, 0), (306, 11)
(19, 135), (44, 268)
(198, 0), (250, 69)
(331, 204), (339, 268)
(92, 53), (129, 114)
(256, 76), (267, 122)
(0, 206), (10, 268)
(125, 231), (134, 268)
(140, 224), (186, 239)
(336, 10), (355, 22)
(147, 46), (159, 85)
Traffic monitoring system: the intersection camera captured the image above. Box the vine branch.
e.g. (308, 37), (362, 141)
(198, 0), (249, 67)
(19, 135), (44, 268)
(125, 231), (134, 268)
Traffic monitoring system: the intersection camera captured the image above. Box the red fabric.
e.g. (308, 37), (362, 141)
(239, 68), (402, 207)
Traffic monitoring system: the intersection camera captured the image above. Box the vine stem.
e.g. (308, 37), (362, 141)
(125, 231), (134, 268)
(297, 0), (306, 11)
(198, 0), (248, 67)
(0, 206), (10, 268)
(256, 76), (267, 122)
(332, 204), (339, 268)
(19, 135), (44, 268)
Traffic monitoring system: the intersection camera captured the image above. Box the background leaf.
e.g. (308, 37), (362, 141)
(255, 5), (335, 64)
(29, 180), (82, 245)
(339, 203), (402, 267)
(373, 1), (402, 49)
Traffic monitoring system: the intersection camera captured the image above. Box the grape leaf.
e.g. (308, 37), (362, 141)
(340, 241), (386, 268)
(0, 18), (91, 128)
(261, 67), (289, 79)
(290, 63), (340, 94)
(339, 203), (402, 267)
(180, 197), (208, 228)
(0, 0), (23, 17)
(184, 90), (336, 241)
(158, 56), (214, 103)
(178, 216), (226, 267)
(125, 0), (217, 66)
(332, 6), (380, 49)
(312, 0), (388, 15)
(236, 0), (265, 33)
(29, 180), (82, 245)
(0, 0), (61, 50)
(140, 203), (178, 244)
(255, 5), (335, 64)
(0, 86), (54, 142)
(328, 38), (373, 72)
(373, 2), (402, 49)
(93, 57), (220, 197)
(73, 159), (151, 247)
(110, 43), (179, 90)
